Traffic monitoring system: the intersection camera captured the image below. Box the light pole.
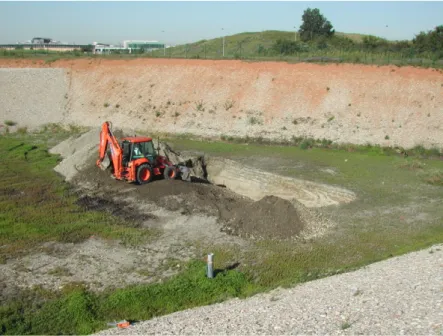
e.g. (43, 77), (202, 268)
(221, 28), (225, 57)
(162, 30), (166, 56)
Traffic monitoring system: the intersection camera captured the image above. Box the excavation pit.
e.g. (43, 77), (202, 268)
(52, 128), (356, 241)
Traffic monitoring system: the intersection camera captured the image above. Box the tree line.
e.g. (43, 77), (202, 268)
(269, 8), (443, 58)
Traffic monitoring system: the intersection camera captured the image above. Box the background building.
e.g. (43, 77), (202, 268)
(31, 37), (56, 44)
(122, 40), (165, 51)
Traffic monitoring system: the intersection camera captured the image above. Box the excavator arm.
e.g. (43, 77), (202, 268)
(96, 121), (124, 179)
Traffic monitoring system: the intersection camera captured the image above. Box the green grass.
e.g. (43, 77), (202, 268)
(0, 134), (157, 263)
(149, 30), (371, 59)
(421, 169), (443, 186)
(0, 260), (257, 335)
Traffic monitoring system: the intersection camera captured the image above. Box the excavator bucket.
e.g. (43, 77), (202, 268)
(99, 152), (112, 170)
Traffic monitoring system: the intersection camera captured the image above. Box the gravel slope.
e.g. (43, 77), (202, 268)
(95, 244), (443, 335)
(0, 68), (68, 128)
(1, 60), (443, 149)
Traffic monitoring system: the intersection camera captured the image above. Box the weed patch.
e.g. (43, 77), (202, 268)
(0, 260), (259, 334)
(223, 99), (235, 111)
(17, 127), (28, 134)
(194, 100), (205, 112)
(48, 266), (72, 277)
(421, 169), (443, 186)
(248, 116), (263, 125)
(397, 159), (424, 171)
(4, 120), (17, 127)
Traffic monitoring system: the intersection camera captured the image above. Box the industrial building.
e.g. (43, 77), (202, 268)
(93, 40), (165, 54)
(0, 37), (87, 52)
(31, 37), (58, 44)
(0, 37), (166, 54)
(122, 40), (165, 51)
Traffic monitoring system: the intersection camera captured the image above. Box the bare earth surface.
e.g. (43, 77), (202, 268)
(95, 244), (443, 336)
(1, 58), (442, 149)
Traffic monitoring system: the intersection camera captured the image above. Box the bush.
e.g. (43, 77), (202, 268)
(299, 139), (314, 150)
(248, 116), (262, 125)
(194, 100), (205, 112)
(412, 145), (426, 156)
(4, 120), (17, 126)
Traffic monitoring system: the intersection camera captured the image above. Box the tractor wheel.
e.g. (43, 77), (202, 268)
(136, 164), (153, 185)
(163, 165), (177, 180)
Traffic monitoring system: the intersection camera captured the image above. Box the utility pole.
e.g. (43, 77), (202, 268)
(162, 30), (166, 57)
(221, 28), (225, 57)
(294, 26), (297, 41)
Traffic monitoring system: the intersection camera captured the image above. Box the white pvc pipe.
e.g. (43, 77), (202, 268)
(207, 253), (214, 278)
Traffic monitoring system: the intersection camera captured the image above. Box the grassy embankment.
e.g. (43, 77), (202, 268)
(1, 126), (442, 334)
(2, 30), (442, 68)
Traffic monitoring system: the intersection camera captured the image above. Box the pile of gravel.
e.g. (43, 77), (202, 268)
(49, 128), (100, 182)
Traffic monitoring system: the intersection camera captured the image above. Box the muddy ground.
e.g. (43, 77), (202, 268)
(0, 128), (353, 297)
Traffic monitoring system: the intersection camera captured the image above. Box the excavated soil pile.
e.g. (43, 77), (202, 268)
(223, 195), (305, 239)
(77, 162), (308, 240)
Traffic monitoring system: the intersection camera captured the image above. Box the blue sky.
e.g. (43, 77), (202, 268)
(0, 1), (442, 45)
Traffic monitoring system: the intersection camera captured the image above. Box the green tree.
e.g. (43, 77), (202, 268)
(362, 35), (388, 51)
(80, 45), (93, 53)
(298, 8), (335, 42)
(413, 25), (443, 53)
(272, 39), (303, 55)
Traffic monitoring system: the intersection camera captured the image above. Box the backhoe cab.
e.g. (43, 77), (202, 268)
(96, 121), (180, 184)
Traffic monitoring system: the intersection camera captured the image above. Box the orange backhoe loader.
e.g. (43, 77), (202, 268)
(96, 121), (184, 184)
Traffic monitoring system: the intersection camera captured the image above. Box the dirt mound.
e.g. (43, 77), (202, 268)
(78, 162), (311, 240)
(49, 127), (99, 181)
(223, 195), (305, 240)
(206, 157), (356, 208)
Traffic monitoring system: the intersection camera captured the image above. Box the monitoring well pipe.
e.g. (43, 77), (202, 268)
(206, 253), (214, 278)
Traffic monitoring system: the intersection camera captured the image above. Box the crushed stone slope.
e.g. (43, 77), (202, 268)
(94, 244), (443, 335)
(0, 68), (68, 128)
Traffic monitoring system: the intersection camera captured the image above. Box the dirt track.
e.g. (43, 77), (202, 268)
(1, 58), (442, 149)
